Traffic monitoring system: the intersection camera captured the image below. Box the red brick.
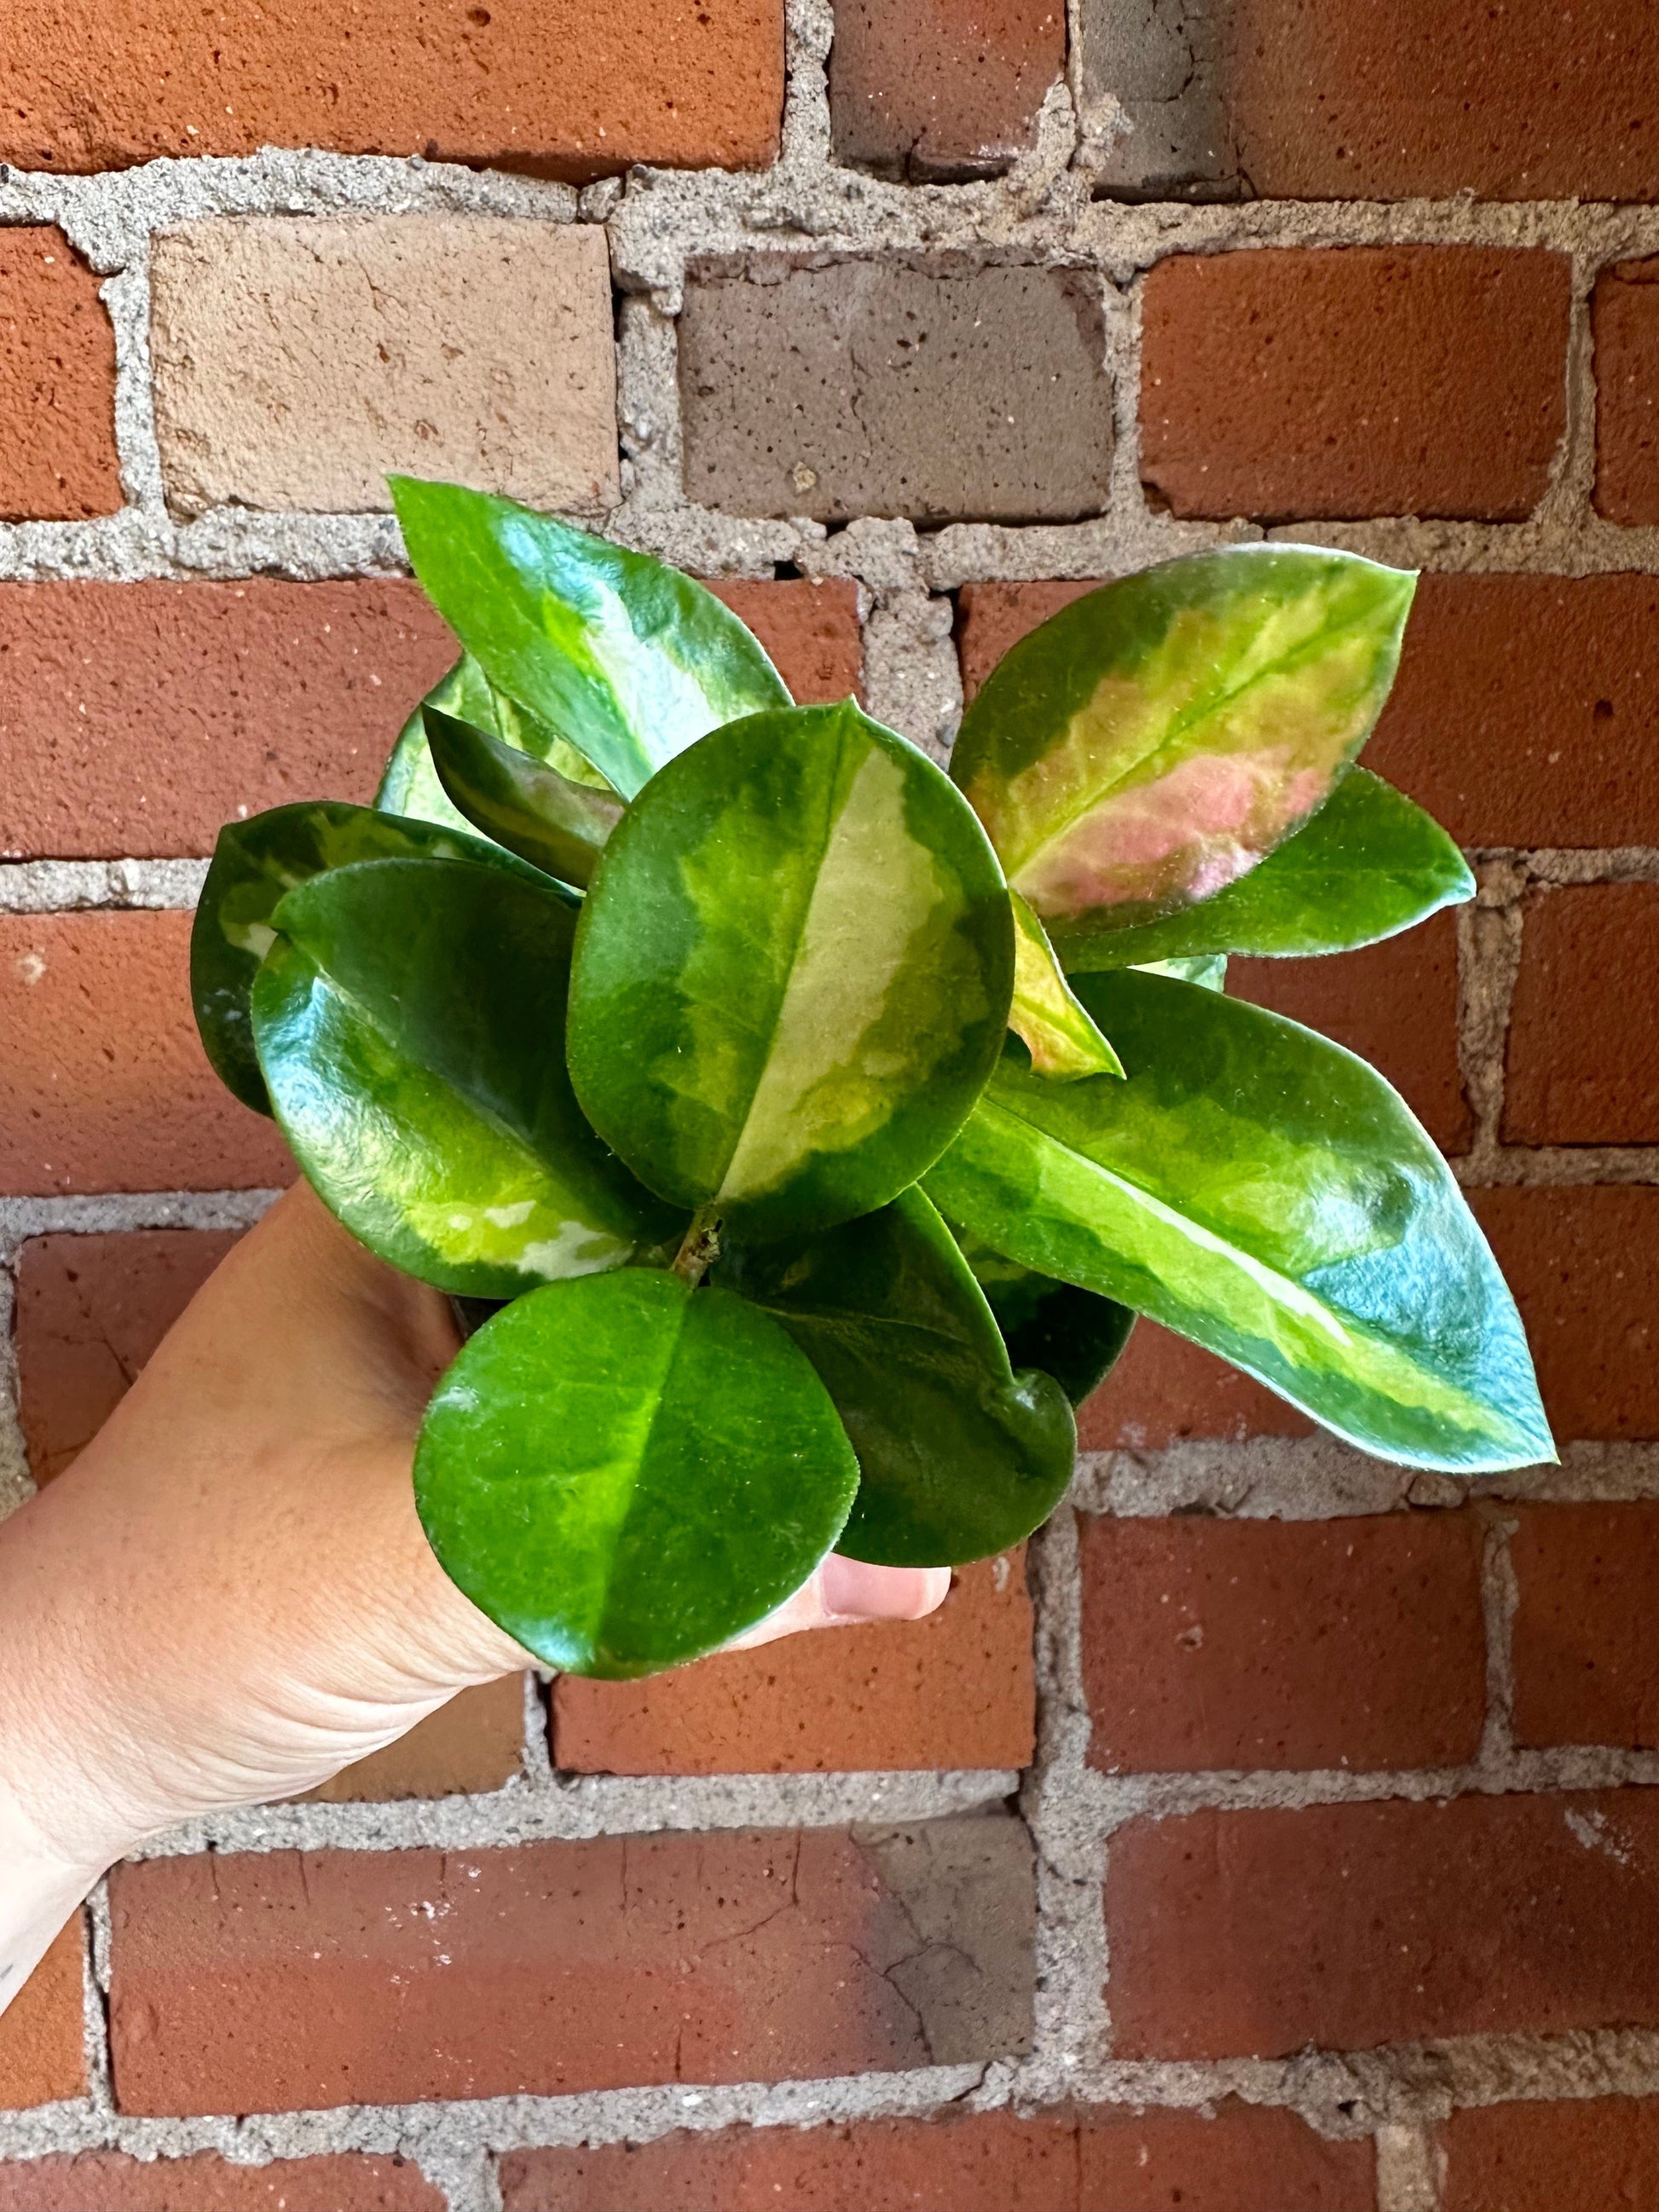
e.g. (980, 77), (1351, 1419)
(1078, 1320), (1312, 1451)
(1140, 249), (1569, 523)
(1469, 1187), (1659, 1444)
(0, 228), (120, 521)
(956, 578), (1099, 702)
(964, 574), (1659, 852)
(0, 3), (783, 178)
(1226, 0), (1659, 202)
(1107, 1788), (1659, 2059)
(0, 1918), (84, 2111)
(705, 578), (864, 705)
(108, 1819), (1033, 2113)
(15, 1229), (245, 1482)
(1504, 886), (1659, 1145)
(0, 912), (292, 1195)
(1232, 913), (1471, 1154)
(0, 579), (856, 862)
(0, 2152), (442, 2211)
(1441, 2096), (1659, 2212)
(1362, 574), (1659, 849)
(1080, 1512), (1486, 1775)
(829, 0), (1065, 182)
(0, 580), (452, 861)
(554, 1553), (1032, 1774)
(1595, 257), (1659, 524)
(500, 2100), (1371, 2211)
(1511, 1504), (1659, 1751)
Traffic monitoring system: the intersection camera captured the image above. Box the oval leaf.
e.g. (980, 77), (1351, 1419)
(192, 800), (555, 1116)
(1009, 891), (1124, 1079)
(716, 1188), (1077, 1568)
(568, 700), (1014, 1241)
(414, 1269), (860, 1677)
(379, 652), (619, 847)
(1059, 770), (1474, 970)
(251, 857), (683, 1297)
(951, 546), (1416, 938)
(923, 969), (1554, 1472)
(390, 476), (792, 799)
(424, 704), (622, 887)
(951, 1222), (1136, 1408)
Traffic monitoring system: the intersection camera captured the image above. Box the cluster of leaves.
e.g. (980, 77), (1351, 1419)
(191, 477), (1554, 1678)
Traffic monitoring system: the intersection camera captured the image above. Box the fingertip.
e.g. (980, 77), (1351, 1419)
(818, 1554), (954, 1624)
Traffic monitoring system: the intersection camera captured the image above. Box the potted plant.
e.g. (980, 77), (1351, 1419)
(191, 478), (1553, 1679)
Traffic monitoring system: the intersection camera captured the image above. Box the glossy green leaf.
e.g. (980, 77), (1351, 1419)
(951, 1224), (1136, 1408)
(1009, 891), (1124, 1079)
(251, 857), (683, 1297)
(378, 651), (619, 850)
(191, 800), (555, 1117)
(951, 546), (1416, 939)
(923, 969), (1555, 1472)
(414, 1268), (860, 1677)
(390, 476), (791, 799)
(716, 1188), (1077, 1568)
(423, 704), (622, 887)
(1059, 770), (1474, 969)
(568, 700), (1015, 1242)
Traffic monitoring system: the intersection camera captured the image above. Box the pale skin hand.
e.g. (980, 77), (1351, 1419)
(0, 1185), (948, 2019)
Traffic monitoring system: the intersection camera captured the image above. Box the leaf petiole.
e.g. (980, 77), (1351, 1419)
(671, 1206), (725, 1288)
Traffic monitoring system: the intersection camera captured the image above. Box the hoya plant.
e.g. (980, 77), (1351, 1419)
(191, 477), (1554, 1679)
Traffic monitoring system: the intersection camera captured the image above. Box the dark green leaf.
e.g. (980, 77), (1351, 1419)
(1058, 770), (1474, 969)
(414, 1268), (860, 1677)
(1009, 891), (1123, 1079)
(191, 800), (555, 1117)
(716, 1187), (1076, 1568)
(924, 969), (1554, 1472)
(568, 700), (1014, 1242)
(390, 477), (791, 799)
(423, 704), (621, 887)
(952, 546), (1415, 934)
(251, 856), (682, 1296)
(951, 1223), (1136, 1407)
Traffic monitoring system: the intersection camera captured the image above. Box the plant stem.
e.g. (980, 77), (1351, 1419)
(671, 1205), (722, 1288)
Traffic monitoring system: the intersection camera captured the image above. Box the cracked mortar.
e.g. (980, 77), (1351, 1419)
(5, 0), (1659, 2201)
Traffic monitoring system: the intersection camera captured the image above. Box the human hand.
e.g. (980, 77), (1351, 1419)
(0, 1183), (948, 1999)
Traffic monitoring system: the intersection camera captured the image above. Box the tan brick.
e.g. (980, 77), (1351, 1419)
(553, 1553), (1033, 1774)
(0, 228), (120, 521)
(152, 220), (618, 518)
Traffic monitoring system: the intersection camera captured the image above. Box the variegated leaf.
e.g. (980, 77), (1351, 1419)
(951, 545), (1415, 947)
(567, 699), (1014, 1240)
(251, 856), (683, 1297)
(423, 705), (621, 887)
(1009, 890), (1124, 1079)
(390, 477), (792, 799)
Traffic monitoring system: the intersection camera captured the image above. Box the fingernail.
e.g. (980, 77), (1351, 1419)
(819, 1555), (952, 1622)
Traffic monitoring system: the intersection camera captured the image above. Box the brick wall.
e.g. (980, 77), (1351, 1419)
(2, 4), (1657, 2205)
